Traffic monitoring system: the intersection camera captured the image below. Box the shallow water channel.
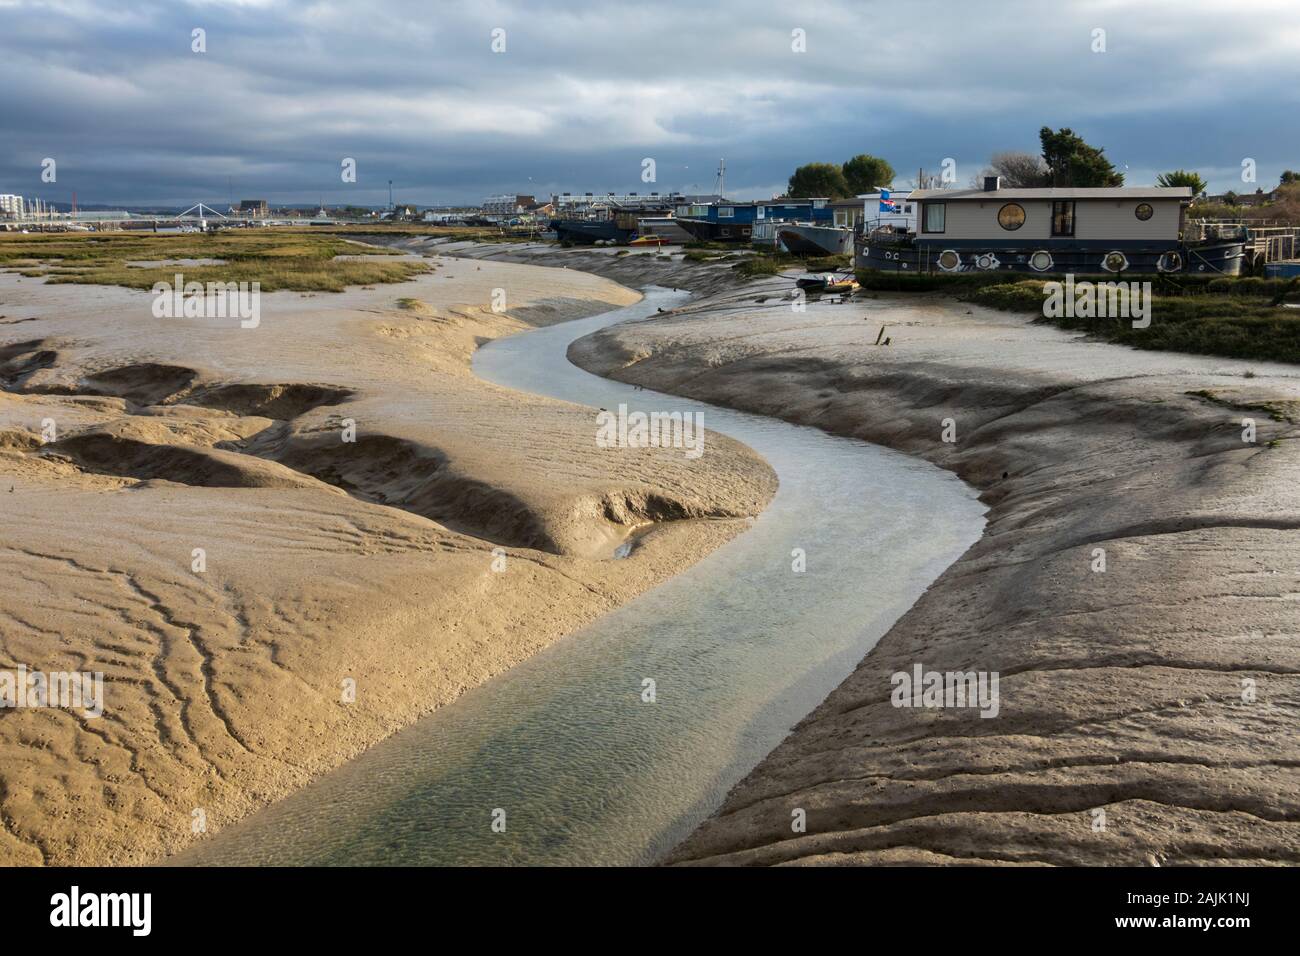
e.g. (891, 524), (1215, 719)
(175, 285), (985, 866)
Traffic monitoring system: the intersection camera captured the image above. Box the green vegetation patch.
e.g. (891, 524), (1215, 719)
(964, 279), (1300, 363)
(733, 257), (782, 278)
(0, 229), (431, 292)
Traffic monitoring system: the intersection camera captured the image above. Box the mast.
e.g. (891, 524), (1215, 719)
(715, 159), (726, 199)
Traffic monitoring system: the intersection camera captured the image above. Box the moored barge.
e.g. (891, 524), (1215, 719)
(856, 180), (1246, 275)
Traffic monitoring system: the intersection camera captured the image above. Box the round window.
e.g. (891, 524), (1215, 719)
(997, 203), (1026, 231)
(937, 250), (962, 272)
(1102, 251), (1129, 273)
(1135, 203), (1154, 221)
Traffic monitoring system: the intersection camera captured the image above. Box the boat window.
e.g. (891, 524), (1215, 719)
(718, 206), (734, 218)
(1135, 203), (1154, 221)
(997, 203), (1026, 231)
(922, 202), (946, 233)
(905, 204), (913, 213)
(1051, 201), (1075, 237)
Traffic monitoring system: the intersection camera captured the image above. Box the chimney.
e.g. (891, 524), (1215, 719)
(983, 176), (1001, 192)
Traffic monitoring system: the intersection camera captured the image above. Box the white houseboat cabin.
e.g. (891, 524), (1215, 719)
(857, 177), (1245, 275)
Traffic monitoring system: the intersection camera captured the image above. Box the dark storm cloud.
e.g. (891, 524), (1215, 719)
(1, 0), (1297, 207)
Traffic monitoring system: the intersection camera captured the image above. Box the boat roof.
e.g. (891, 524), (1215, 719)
(680, 197), (829, 207)
(832, 190), (914, 206)
(909, 186), (1193, 201)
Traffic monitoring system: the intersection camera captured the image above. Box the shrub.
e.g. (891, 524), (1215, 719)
(733, 257), (782, 278)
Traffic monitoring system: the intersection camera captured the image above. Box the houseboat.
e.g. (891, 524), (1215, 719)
(550, 217), (633, 244)
(856, 179), (1246, 275)
(777, 222), (854, 256)
(773, 190), (917, 257)
(676, 198), (833, 243)
(549, 194), (681, 245)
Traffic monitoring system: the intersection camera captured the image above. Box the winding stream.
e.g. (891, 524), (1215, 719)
(175, 285), (985, 866)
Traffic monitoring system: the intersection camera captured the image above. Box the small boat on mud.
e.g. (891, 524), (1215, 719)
(796, 273), (859, 293)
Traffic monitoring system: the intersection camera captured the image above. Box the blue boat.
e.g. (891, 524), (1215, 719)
(675, 198), (834, 243)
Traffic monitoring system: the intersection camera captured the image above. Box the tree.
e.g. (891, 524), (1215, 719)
(787, 162), (850, 199)
(1273, 182), (1300, 225)
(1280, 170), (1300, 186)
(1156, 169), (1207, 196)
(841, 154), (895, 194)
(1038, 127), (1124, 187)
(975, 150), (1051, 188)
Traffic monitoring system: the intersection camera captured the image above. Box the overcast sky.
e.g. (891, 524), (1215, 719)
(2, 0), (1297, 207)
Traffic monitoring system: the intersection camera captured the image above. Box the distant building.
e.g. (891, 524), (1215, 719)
(551, 192), (691, 214)
(0, 194), (25, 219)
(1204, 188), (1279, 207)
(238, 199), (268, 218)
(481, 194), (537, 217)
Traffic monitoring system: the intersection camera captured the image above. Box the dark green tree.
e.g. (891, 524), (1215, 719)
(841, 154), (895, 194)
(787, 162), (850, 199)
(1038, 127), (1125, 187)
(1156, 169), (1208, 196)
(1280, 170), (1300, 185)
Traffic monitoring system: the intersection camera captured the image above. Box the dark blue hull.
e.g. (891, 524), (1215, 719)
(856, 237), (1246, 276)
(676, 217), (753, 243)
(550, 219), (635, 245)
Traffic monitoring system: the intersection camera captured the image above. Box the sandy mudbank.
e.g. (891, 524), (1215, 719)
(496, 246), (1300, 866)
(0, 254), (775, 865)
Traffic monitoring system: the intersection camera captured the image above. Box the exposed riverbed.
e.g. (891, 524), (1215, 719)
(173, 285), (985, 866)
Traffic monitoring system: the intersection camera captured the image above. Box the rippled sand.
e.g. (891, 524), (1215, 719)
(0, 255), (775, 864)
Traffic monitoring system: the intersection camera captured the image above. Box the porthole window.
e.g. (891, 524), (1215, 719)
(1135, 203), (1154, 221)
(1029, 251), (1054, 272)
(997, 203), (1026, 231)
(937, 249), (962, 272)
